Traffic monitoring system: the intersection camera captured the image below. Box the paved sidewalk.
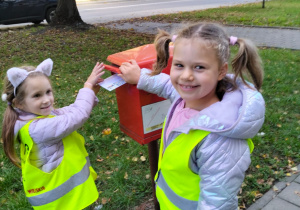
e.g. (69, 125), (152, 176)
(105, 21), (300, 210)
(248, 164), (300, 210)
(105, 21), (300, 50)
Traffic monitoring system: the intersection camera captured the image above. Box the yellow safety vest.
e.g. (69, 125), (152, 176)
(19, 118), (98, 210)
(155, 121), (254, 209)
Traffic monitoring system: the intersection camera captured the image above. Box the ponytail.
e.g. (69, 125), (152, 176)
(2, 106), (20, 167)
(152, 29), (171, 76)
(231, 38), (264, 91)
(2, 76), (21, 168)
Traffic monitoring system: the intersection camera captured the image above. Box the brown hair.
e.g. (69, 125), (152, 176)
(152, 22), (263, 98)
(1, 66), (50, 167)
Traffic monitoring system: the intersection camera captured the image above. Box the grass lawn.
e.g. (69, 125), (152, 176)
(0, 0), (299, 209)
(139, 0), (300, 27)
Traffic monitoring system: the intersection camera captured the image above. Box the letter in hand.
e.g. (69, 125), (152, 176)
(85, 62), (105, 94)
(118, 59), (141, 85)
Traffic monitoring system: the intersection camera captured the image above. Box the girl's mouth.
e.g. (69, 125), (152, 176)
(41, 105), (51, 109)
(179, 84), (199, 90)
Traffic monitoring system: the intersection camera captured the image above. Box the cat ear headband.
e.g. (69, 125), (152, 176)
(6, 58), (53, 96)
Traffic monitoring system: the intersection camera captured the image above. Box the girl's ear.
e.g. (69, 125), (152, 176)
(13, 98), (22, 110)
(218, 62), (228, 81)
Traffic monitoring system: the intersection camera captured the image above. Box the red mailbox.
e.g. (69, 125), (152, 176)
(104, 44), (173, 145)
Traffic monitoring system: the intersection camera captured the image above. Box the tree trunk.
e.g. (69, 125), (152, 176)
(51, 0), (87, 27)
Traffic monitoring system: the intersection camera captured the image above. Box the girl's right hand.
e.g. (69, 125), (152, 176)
(118, 59), (141, 84)
(85, 62), (105, 94)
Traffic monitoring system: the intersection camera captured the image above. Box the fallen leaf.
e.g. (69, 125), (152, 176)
(255, 192), (263, 199)
(89, 135), (94, 141)
(267, 178), (274, 186)
(105, 171), (113, 175)
(132, 157), (138, 162)
(257, 179), (265, 184)
(273, 186), (279, 192)
(101, 197), (110, 205)
(124, 172), (128, 179)
(140, 156), (146, 162)
(291, 167), (298, 171)
(145, 174), (150, 179)
(102, 128), (112, 135)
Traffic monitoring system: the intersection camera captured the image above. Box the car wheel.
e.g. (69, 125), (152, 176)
(46, 7), (56, 24)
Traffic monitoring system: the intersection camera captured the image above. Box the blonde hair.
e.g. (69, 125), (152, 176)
(152, 22), (264, 98)
(1, 66), (50, 167)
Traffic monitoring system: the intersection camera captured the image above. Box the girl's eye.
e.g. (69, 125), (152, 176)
(174, 63), (183, 68)
(195, 65), (205, 70)
(46, 89), (52, 94)
(33, 94), (40, 98)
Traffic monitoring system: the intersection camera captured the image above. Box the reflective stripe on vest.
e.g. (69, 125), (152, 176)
(157, 170), (198, 209)
(155, 119), (210, 209)
(27, 156), (91, 206)
(19, 116), (98, 209)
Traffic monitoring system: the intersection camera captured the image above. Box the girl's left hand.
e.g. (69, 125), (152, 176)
(119, 59), (141, 84)
(85, 62), (105, 93)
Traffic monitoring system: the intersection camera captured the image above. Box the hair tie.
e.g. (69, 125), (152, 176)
(2, 93), (7, 102)
(229, 36), (238, 45)
(171, 35), (177, 42)
(7, 58), (53, 96)
(1, 93), (11, 106)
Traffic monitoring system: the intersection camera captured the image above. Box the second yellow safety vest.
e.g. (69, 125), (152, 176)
(19, 117), (98, 210)
(155, 121), (254, 209)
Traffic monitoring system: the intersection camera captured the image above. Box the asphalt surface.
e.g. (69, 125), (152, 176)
(105, 21), (300, 50)
(105, 21), (300, 210)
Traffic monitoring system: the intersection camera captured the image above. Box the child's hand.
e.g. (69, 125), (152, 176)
(119, 60), (141, 84)
(85, 62), (105, 94)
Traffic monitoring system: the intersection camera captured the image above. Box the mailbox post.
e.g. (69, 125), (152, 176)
(104, 44), (173, 210)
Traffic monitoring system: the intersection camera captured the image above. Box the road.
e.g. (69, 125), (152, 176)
(0, 0), (260, 29)
(77, 0), (260, 24)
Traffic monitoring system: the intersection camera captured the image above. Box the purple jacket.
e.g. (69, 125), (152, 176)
(14, 88), (98, 173)
(137, 69), (265, 210)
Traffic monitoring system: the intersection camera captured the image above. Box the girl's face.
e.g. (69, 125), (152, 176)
(170, 38), (227, 111)
(17, 76), (54, 116)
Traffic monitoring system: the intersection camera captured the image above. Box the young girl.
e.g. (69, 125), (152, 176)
(119, 22), (265, 209)
(1, 58), (105, 209)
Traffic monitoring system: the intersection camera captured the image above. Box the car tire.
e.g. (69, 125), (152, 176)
(46, 7), (56, 24)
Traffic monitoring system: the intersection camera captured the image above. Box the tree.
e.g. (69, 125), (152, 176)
(51, 0), (91, 28)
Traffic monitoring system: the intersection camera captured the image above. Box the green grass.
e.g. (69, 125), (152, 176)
(137, 0), (300, 27)
(0, 0), (300, 209)
(0, 25), (299, 210)
(0, 26), (155, 209)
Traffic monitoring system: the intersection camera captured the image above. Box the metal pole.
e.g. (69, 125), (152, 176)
(147, 140), (160, 210)
(262, 0), (265, 8)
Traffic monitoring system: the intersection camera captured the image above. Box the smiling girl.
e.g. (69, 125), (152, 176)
(119, 22), (265, 209)
(1, 58), (105, 209)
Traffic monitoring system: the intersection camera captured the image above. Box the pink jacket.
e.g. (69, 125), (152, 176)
(14, 88), (98, 173)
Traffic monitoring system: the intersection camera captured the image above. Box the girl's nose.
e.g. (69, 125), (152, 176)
(180, 68), (194, 81)
(42, 96), (50, 104)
